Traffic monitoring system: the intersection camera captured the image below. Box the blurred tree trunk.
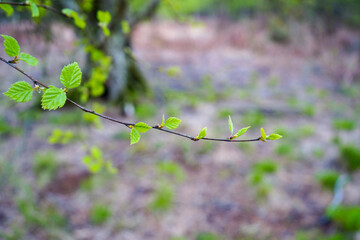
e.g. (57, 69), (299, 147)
(76, 0), (160, 107)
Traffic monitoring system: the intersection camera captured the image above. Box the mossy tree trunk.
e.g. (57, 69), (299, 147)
(76, 0), (160, 107)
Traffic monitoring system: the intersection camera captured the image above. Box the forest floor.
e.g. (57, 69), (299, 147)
(0, 19), (360, 240)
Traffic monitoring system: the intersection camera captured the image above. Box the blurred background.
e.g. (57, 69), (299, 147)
(0, 0), (360, 239)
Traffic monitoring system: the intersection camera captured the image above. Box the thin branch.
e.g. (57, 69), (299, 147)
(0, 56), (262, 143)
(0, 1), (69, 18)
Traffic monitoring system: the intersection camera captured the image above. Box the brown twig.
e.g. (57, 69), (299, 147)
(0, 56), (262, 143)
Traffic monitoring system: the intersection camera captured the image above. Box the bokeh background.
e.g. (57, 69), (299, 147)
(0, 0), (360, 239)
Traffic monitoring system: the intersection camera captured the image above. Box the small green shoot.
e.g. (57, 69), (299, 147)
(195, 127), (207, 140)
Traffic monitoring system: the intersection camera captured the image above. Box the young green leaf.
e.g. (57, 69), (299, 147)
(61, 8), (73, 16)
(41, 86), (67, 110)
(161, 114), (165, 126)
(83, 147), (104, 173)
(196, 127), (207, 140)
(60, 62), (82, 89)
(266, 134), (283, 140)
(1, 35), (20, 57)
(0, 4), (14, 16)
(234, 126), (251, 138)
(3, 81), (33, 102)
(228, 115), (234, 135)
(121, 20), (130, 34)
(260, 128), (266, 139)
(73, 14), (86, 29)
(28, 0), (39, 17)
(105, 161), (118, 174)
(134, 122), (152, 133)
(260, 128), (267, 142)
(19, 52), (38, 66)
(130, 128), (141, 145)
(61, 8), (86, 29)
(97, 10), (111, 24)
(165, 117), (181, 130)
(101, 26), (110, 36)
(97, 10), (111, 36)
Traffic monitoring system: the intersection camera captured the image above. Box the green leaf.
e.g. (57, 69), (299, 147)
(73, 14), (86, 29)
(121, 20), (130, 34)
(97, 11), (111, 36)
(105, 161), (118, 174)
(0, 4), (14, 16)
(28, 0), (39, 17)
(234, 126), (251, 138)
(228, 115), (234, 135)
(260, 128), (266, 139)
(161, 114), (165, 126)
(41, 86), (67, 110)
(97, 10), (111, 24)
(134, 122), (152, 133)
(266, 134), (283, 140)
(165, 117), (181, 130)
(260, 128), (267, 142)
(83, 147), (104, 173)
(61, 8), (86, 29)
(130, 128), (141, 145)
(62, 8), (73, 16)
(3, 81), (33, 102)
(101, 26), (110, 36)
(60, 62), (82, 89)
(1, 35), (20, 57)
(19, 52), (38, 66)
(196, 127), (207, 140)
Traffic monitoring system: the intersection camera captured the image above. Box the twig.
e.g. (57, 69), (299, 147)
(0, 56), (262, 143)
(0, 1), (69, 18)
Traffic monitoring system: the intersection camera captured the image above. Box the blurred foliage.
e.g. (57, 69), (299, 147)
(315, 170), (339, 191)
(89, 204), (112, 225)
(332, 119), (357, 131)
(156, 161), (185, 183)
(295, 231), (351, 240)
(16, 185), (67, 235)
(195, 232), (224, 240)
(253, 159), (278, 174)
(339, 144), (360, 172)
(83, 146), (118, 174)
(47, 110), (85, 126)
(326, 206), (360, 231)
(48, 128), (75, 145)
(149, 161), (185, 212)
(135, 101), (158, 119)
(33, 151), (59, 188)
(162, 0), (360, 30)
(149, 181), (175, 212)
(269, 16), (290, 43)
(241, 110), (266, 127)
(248, 158), (278, 200)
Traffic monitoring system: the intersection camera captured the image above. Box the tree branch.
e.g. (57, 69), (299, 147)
(0, 1), (69, 18)
(0, 56), (262, 143)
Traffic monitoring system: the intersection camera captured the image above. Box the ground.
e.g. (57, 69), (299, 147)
(0, 19), (359, 240)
